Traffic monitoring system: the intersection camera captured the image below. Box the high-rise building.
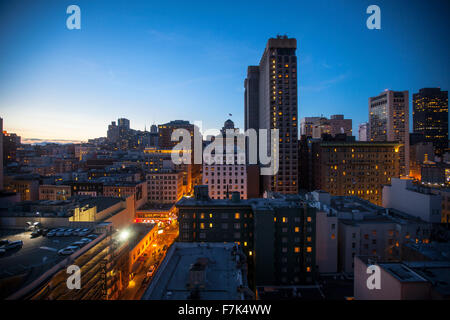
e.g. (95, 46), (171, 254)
(369, 90), (410, 176)
(358, 122), (369, 141)
(244, 36), (298, 194)
(413, 88), (449, 156)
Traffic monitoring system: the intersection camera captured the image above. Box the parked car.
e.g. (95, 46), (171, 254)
(0, 239), (9, 246)
(0, 248), (6, 255)
(63, 229), (74, 236)
(72, 228), (82, 236)
(41, 228), (50, 236)
(80, 238), (92, 243)
(3, 240), (23, 250)
(71, 241), (86, 248)
(86, 234), (97, 239)
(78, 228), (91, 236)
(31, 229), (42, 238)
(58, 246), (78, 255)
(47, 230), (56, 237)
(56, 229), (66, 236)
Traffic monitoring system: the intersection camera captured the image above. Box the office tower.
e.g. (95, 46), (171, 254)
(244, 36), (298, 194)
(0, 117), (3, 191)
(244, 66), (260, 132)
(358, 122), (369, 141)
(413, 88), (449, 156)
(369, 90), (410, 176)
(158, 120), (194, 150)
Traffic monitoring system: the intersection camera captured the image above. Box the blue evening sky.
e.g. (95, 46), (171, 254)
(0, 0), (449, 142)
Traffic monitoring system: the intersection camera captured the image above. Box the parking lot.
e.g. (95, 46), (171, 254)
(0, 227), (98, 295)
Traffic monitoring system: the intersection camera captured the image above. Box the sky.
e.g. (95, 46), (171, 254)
(0, 0), (449, 143)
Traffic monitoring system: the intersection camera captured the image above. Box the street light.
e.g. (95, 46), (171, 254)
(119, 229), (131, 241)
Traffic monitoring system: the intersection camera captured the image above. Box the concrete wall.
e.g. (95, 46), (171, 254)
(383, 178), (441, 223)
(315, 210), (338, 273)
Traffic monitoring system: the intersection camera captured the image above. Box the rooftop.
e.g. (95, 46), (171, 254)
(0, 228), (101, 298)
(142, 242), (247, 300)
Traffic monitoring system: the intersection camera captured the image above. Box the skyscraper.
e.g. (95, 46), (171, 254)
(244, 36), (298, 194)
(369, 90), (410, 176)
(413, 88), (449, 156)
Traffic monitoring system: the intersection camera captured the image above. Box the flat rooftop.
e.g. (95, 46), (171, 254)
(142, 242), (245, 300)
(378, 263), (428, 283)
(1, 196), (123, 218)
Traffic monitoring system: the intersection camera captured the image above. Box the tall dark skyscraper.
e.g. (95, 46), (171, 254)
(244, 36), (298, 194)
(413, 88), (449, 156)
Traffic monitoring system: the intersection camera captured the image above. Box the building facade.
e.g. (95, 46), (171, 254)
(413, 88), (448, 156)
(369, 90), (410, 176)
(244, 36), (299, 194)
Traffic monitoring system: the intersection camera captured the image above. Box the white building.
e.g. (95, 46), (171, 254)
(202, 148), (247, 200)
(382, 178), (442, 223)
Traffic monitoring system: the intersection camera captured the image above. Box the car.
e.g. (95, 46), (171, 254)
(72, 228), (82, 235)
(80, 238), (92, 243)
(56, 230), (65, 237)
(47, 231), (56, 237)
(86, 234), (98, 239)
(58, 246), (78, 255)
(0, 248), (6, 255)
(63, 229), (74, 236)
(71, 241), (86, 248)
(3, 240), (23, 250)
(0, 239), (9, 246)
(31, 229), (42, 238)
(41, 228), (50, 236)
(79, 228), (91, 236)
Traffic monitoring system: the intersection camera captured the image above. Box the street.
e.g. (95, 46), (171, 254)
(119, 221), (179, 300)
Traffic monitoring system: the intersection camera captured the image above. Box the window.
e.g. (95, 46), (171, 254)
(294, 247), (300, 253)
(235, 213), (240, 219)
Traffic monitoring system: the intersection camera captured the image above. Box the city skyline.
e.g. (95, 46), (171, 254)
(1, 0), (449, 141)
